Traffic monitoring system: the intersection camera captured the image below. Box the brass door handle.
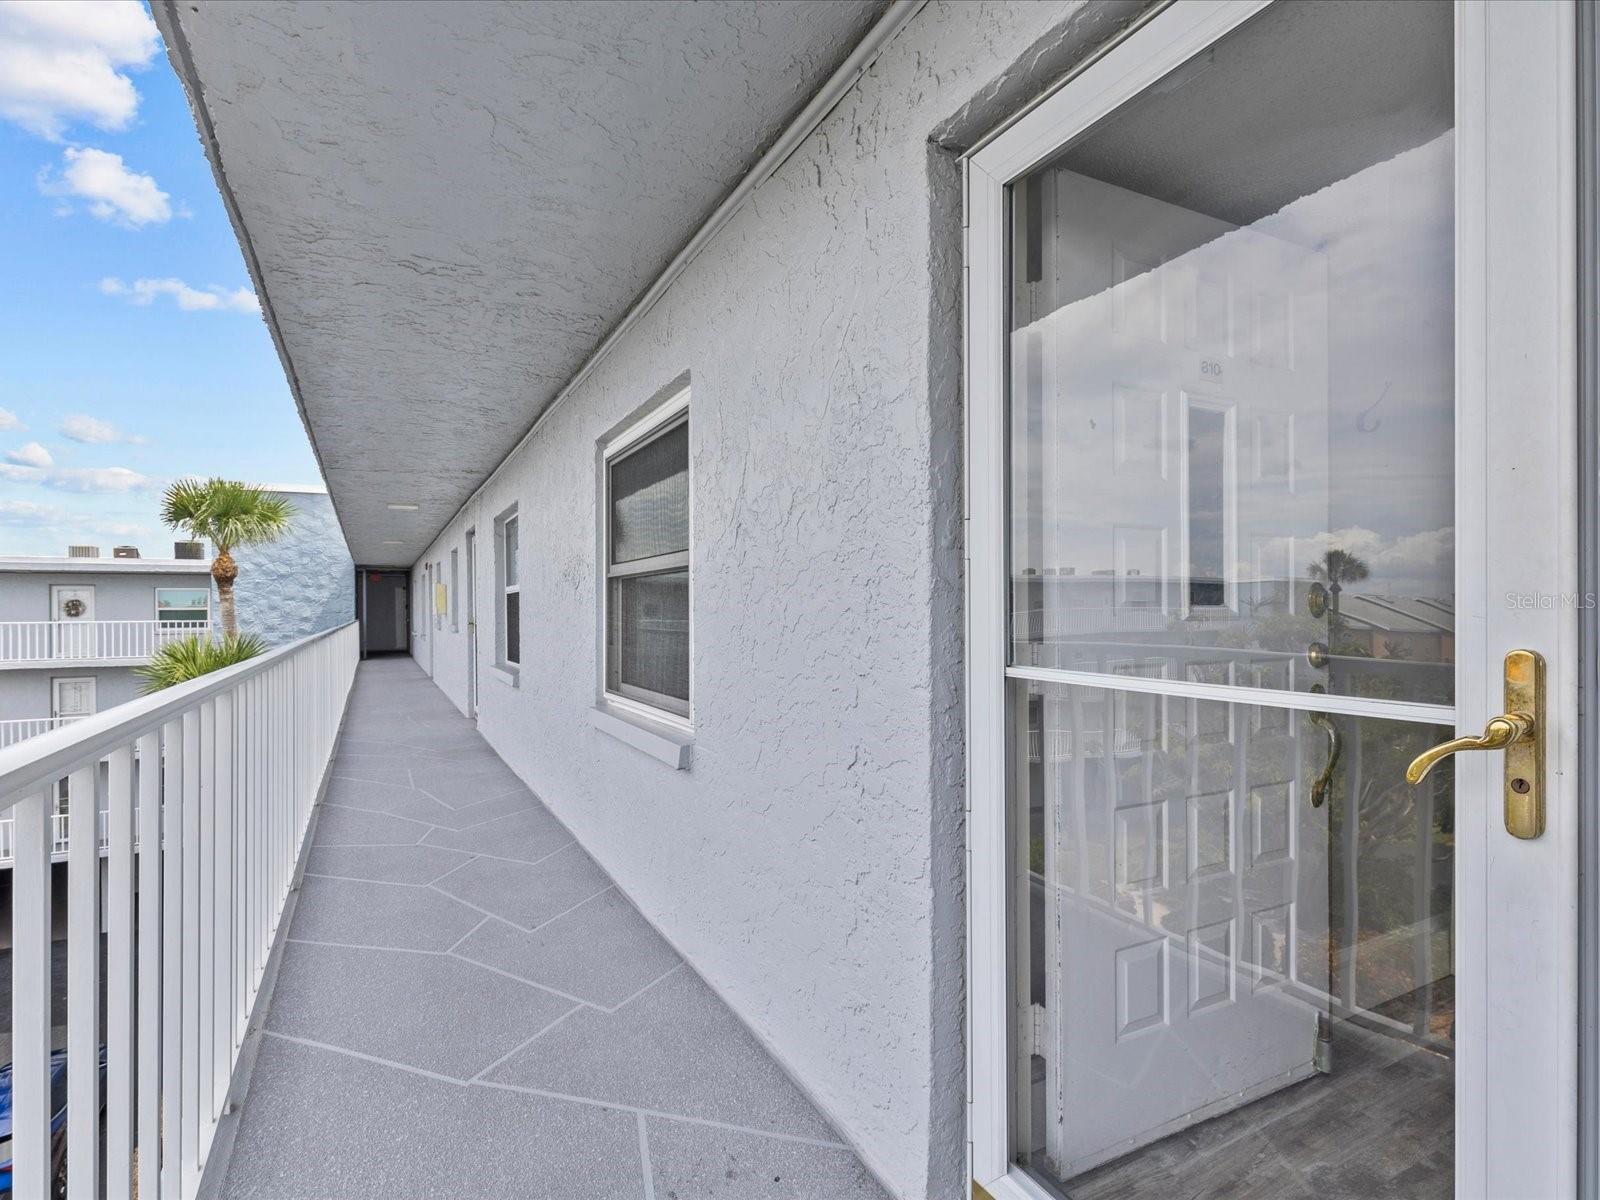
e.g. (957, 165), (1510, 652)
(1404, 713), (1533, 782)
(1307, 707), (1340, 808)
(1404, 649), (1545, 839)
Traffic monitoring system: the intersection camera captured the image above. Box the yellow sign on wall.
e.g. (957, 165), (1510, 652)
(435, 583), (448, 616)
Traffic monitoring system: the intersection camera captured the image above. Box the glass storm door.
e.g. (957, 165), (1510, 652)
(966, 3), (1579, 1198)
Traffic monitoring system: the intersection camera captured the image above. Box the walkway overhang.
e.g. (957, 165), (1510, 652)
(154, 0), (890, 565)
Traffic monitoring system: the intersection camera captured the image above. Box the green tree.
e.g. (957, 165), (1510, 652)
(1308, 548), (1372, 610)
(136, 632), (267, 692)
(159, 479), (293, 636)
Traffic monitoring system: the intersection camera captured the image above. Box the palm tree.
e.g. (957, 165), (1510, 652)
(137, 632), (267, 693)
(159, 479), (293, 636)
(1309, 548), (1371, 613)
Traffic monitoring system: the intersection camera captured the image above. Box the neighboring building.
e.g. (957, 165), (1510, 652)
(0, 551), (214, 750)
(18, 2), (1575, 1197)
(222, 485), (354, 646)
(0, 551), (213, 863)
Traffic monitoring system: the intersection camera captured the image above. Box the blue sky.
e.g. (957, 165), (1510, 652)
(0, 1), (320, 556)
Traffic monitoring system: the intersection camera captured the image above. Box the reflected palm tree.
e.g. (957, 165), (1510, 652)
(1309, 548), (1371, 629)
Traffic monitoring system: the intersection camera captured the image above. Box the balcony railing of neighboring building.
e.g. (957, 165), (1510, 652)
(0, 713), (88, 750)
(0, 796), (77, 862)
(0, 619), (214, 665)
(0, 620), (358, 1198)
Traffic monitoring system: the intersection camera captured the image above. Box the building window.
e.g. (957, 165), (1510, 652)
(496, 508), (520, 668)
(604, 390), (690, 720)
(155, 587), (210, 625)
(450, 548), (460, 632)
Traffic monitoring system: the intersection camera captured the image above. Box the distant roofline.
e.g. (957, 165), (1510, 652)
(0, 556), (213, 575)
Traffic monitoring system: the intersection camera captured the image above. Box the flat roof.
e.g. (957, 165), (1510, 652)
(0, 557), (213, 575)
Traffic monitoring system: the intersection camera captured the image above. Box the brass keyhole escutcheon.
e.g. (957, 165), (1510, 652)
(1404, 649), (1545, 840)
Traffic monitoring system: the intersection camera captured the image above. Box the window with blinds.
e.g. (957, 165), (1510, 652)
(604, 396), (689, 719)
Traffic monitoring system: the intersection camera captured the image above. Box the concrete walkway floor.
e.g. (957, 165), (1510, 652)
(219, 656), (889, 1200)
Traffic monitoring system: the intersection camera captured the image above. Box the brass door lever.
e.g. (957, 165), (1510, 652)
(1404, 713), (1534, 784)
(1404, 649), (1545, 839)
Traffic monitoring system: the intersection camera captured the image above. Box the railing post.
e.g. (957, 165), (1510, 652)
(106, 742), (137, 1200)
(137, 728), (163, 1200)
(11, 786), (53, 1200)
(66, 761), (101, 1197)
(180, 706), (202, 1195)
(213, 688), (235, 1105)
(160, 717), (185, 1200)
(196, 698), (217, 1159)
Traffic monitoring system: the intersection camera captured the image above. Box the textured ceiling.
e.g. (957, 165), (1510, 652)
(1059, 0), (1451, 228)
(157, 0), (886, 565)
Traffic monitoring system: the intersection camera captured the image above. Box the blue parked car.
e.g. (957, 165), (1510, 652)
(0, 1048), (104, 1198)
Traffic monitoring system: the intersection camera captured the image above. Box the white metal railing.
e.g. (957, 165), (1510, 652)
(0, 620), (358, 1199)
(0, 619), (213, 664)
(0, 795), (101, 864)
(0, 713), (87, 749)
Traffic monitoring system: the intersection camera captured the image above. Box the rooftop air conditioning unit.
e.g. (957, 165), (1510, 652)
(67, 545), (100, 558)
(174, 541), (205, 560)
(113, 545), (140, 559)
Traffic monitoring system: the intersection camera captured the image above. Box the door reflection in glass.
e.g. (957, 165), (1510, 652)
(1007, 3), (1456, 711)
(1012, 682), (1454, 1195)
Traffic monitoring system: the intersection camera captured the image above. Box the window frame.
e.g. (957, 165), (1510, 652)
(602, 386), (692, 726)
(495, 507), (520, 670)
(154, 586), (211, 626)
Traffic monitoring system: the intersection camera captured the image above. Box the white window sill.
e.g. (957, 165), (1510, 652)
(489, 663), (520, 688)
(588, 704), (692, 770)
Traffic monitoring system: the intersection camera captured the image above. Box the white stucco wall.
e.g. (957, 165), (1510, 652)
(408, 4), (1145, 1196)
(0, 666), (143, 726)
(225, 490), (354, 646)
(0, 569), (213, 624)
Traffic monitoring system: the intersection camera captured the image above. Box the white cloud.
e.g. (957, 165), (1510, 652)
(41, 145), (171, 226)
(0, 407), (20, 431)
(51, 465), (152, 492)
(96, 520), (150, 537)
(100, 276), (261, 314)
(0, 462), (153, 492)
(0, 0), (159, 139)
(60, 413), (144, 444)
(0, 498), (62, 527)
(4, 440), (52, 467)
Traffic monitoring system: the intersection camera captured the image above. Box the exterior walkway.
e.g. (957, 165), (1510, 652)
(219, 656), (888, 1199)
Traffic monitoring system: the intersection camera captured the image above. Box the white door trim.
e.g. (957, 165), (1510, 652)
(1457, 3), (1579, 1194)
(963, 1), (1579, 1195)
(51, 675), (97, 720)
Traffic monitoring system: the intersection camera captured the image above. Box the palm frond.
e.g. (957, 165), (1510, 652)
(157, 478), (294, 551)
(136, 633), (268, 693)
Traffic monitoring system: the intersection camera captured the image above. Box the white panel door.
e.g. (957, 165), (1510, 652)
(51, 676), (97, 720)
(50, 585), (95, 660)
